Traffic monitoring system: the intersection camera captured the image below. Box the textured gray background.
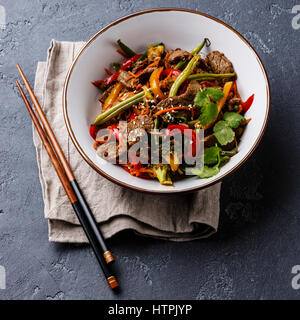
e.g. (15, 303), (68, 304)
(0, 0), (299, 300)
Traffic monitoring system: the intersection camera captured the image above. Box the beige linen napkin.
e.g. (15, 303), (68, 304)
(32, 40), (221, 243)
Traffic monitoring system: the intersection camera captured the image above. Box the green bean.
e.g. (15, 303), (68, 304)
(93, 91), (144, 125)
(188, 73), (235, 81)
(95, 96), (144, 125)
(117, 39), (136, 58)
(191, 38), (210, 54)
(169, 55), (200, 97)
(174, 38), (210, 70)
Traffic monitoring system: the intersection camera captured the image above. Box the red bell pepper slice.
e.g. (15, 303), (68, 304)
(161, 69), (182, 78)
(242, 94), (254, 112)
(165, 124), (199, 158)
(106, 124), (120, 141)
(89, 125), (99, 140)
(120, 54), (142, 70)
(92, 72), (119, 88)
(92, 54), (142, 88)
(128, 151), (141, 171)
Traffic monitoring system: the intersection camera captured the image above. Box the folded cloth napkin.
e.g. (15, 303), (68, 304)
(32, 40), (221, 243)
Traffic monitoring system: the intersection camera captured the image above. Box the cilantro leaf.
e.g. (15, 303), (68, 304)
(219, 155), (230, 167)
(223, 112), (245, 129)
(204, 146), (221, 165)
(193, 88), (224, 127)
(213, 120), (235, 146)
(191, 165), (220, 178)
(199, 101), (218, 126)
(194, 90), (208, 106)
(205, 87), (224, 102)
(194, 88), (224, 106)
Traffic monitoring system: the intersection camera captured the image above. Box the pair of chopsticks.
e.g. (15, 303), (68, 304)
(15, 64), (119, 291)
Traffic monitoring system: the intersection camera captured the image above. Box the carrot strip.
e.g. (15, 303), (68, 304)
(135, 83), (142, 91)
(152, 106), (190, 117)
(146, 57), (161, 69)
(116, 49), (127, 58)
(240, 118), (252, 125)
(104, 67), (113, 75)
(237, 104), (243, 114)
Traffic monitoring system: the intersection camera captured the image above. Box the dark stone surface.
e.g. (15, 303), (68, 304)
(0, 0), (299, 300)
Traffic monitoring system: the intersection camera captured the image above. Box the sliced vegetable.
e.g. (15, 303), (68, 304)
(164, 124), (198, 158)
(117, 39), (137, 58)
(93, 54), (141, 89)
(192, 87), (224, 127)
(103, 83), (123, 110)
(147, 44), (164, 62)
(169, 55), (200, 97)
(142, 85), (154, 100)
(128, 151), (141, 171)
(161, 69), (182, 78)
(153, 106), (190, 118)
(217, 81), (233, 112)
(107, 124), (120, 141)
(137, 42), (164, 61)
(242, 93), (254, 112)
(174, 38), (210, 70)
(149, 67), (165, 100)
(93, 91), (145, 125)
(89, 125), (98, 140)
(188, 73), (235, 81)
(152, 164), (173, 185)
(163, 152), (180, 172)
(120, 54), (142, 70)
(92, 72), (119, 88)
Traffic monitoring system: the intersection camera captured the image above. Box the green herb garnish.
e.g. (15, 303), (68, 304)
(213, 120), (235, 146)
(223, 112), (245, 129)
(193, 88), (224, 126)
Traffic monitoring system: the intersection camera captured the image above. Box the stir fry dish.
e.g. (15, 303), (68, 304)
(90, 39), (254, 185)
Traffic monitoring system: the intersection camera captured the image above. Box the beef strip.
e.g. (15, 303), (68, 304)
(227, 97), (242, 111)
(153, 80), (202, 113)
(228, 97), (242, 106)
(117, 67), (156, 89)
(136, 67), (156, 82)
(117, 70), (139, 89)
(165, 49), (192, 68)
(98, 85), (113, 104)
(132, 59), (148, 73)
(205, 51), (234, 74)
(119, 115), (154, 146)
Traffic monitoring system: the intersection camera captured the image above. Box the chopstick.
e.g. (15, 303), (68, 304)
(16, 64), (114, 265)
(15, 74), (118, 290)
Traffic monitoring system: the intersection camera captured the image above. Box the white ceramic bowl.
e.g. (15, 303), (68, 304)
(63, 8), (270, 194)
